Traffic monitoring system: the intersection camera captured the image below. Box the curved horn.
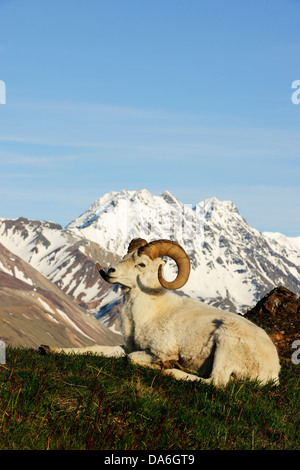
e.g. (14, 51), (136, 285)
(127, 238), (148, 254)
(138, 239), (190, 290)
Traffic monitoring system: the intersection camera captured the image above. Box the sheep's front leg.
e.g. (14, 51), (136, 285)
(162, 368), (212, 383)
(127, 350), (162, 370)
(39, 344), (126, 358)
(128, 352), (212, 383)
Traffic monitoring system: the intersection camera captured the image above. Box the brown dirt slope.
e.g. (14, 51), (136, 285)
(0, 243), (122, 349)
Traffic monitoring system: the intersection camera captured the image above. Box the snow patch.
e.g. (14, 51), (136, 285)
(56, 308), (93, 340)
(38, 297), (55, 313)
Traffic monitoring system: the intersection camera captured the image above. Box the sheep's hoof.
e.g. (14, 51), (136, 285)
(157, 359), (186, 371)
(39, 344), (51, 355)
(157, 360), (172, 370)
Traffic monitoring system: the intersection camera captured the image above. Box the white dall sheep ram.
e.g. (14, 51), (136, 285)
(41, 238), (281, 387)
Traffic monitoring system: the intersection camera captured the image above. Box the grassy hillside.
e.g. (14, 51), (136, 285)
(0, 347), (299, 450)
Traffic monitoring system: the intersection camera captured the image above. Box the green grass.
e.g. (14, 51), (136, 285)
(0, 346), (299, 450)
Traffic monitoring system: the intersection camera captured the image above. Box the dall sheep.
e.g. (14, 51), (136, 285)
(41, 238), (281, 387)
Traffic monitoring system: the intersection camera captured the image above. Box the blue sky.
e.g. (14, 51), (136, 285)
(0, 0), (300, 236)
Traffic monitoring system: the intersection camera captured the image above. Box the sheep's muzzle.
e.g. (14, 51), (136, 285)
(96, 262), (109, 282)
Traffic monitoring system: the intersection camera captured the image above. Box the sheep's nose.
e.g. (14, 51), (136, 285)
(108, 267), (116, 274)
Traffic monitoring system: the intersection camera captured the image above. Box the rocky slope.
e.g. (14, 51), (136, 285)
(245, 286), (300, 360)
(0, 217), (120, 316)
(0, 242), (121, 348)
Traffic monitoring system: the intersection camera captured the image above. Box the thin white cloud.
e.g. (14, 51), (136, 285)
(1, 98), (300, 161)
(7, 99), (167, 120)
(0, 150), (78, 166)
(0, 173), (44, 179)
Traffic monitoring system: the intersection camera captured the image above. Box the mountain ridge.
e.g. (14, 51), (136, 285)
(1, 189), (299, 338)
(66, 189), (300, 314)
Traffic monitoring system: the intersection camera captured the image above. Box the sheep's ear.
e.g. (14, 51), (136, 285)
(127, 238), (148, 254)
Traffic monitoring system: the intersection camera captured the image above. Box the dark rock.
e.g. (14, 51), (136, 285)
(245, 286), (300, 359)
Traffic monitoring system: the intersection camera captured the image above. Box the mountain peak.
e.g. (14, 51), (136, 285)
(160, 190), (182, 205)
(194, 197), (240, 220)
(1, 188), (300, 321)
(203, 196), (238, 210)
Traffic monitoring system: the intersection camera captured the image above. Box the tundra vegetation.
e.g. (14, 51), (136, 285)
(0, 240), (297, 449)
(0, 346), (298, 450)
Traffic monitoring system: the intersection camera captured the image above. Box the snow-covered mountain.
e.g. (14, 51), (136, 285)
(1, 189), (299, 339)
(67, 189), (300, 314)
(263, 231), (300, 267)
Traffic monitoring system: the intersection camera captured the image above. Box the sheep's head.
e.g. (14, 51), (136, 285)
(97, 238), (190, 290)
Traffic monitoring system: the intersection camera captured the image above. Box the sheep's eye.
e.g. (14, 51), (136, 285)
(138, 263), (146, 268)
